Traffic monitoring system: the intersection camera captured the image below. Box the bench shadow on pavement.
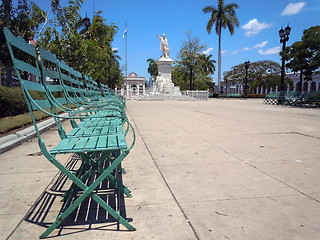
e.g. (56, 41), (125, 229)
(24, 154), (132, 238)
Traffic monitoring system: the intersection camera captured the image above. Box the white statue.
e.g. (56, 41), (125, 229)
(156, 72), (164, 92)
(157, 34), (170, 58)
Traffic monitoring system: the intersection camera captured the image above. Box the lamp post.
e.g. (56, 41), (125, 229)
(225, 78), (228, 94)
(83, 14), (91, 30)
(279, 24), (291, 92)
(244, 61), (250, 98)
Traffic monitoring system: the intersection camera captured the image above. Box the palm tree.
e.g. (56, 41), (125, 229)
(204, 54), (216, 75)
(147, 58), (158, 85)
(203, 0), (239, 93)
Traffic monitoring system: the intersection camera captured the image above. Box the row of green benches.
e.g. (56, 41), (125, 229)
(264, 91), (320, 107)
(4, 27), (136, 238)
(219, 93), (242, 98)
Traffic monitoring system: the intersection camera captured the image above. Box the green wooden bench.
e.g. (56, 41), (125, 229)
(264, 91), (280, 105)
(39, 47), (128, 131)
(302, 91), (320, 107)
(4, 27), (136, 238)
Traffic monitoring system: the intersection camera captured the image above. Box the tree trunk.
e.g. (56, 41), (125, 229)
(5, 63), (13, 87)
(218, 29), (221, 93)
(299, 69), (303, 91)
(189, 67), (193, 90)
(0, 64), (2, 86)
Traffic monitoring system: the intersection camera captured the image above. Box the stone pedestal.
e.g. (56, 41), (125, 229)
(156, 57), (174, 81)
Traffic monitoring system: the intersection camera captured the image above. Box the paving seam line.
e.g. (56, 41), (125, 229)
(5, 160), (66, 240)
(161, 114), (320, 205)
(127, 109), (201, 240)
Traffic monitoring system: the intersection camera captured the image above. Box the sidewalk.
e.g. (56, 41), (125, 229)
(0, 113), (68, 154)
(1, 99), (320, 239)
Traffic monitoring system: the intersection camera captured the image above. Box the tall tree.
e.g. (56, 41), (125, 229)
(284, 25), (320, 89)
(200, 54), (216, 75)
(224, 60), (292, 92)
(147, 58), (158, 86)
(38, 3), (122, 88)
(177, 31), (206, 90)
(173, 31), (215, 90)
(284, 41), (310, 91)
(302, 25), (320, 74)
(0, 0), (45, 86)
(203, 0), (239, 93)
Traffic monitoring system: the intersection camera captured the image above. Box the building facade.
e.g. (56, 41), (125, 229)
(220, 73), (320, 94)
(117, 72), (146, 96)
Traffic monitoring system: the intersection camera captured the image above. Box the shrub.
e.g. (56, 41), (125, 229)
(0, 87), (28, 118)
(247, 94), (266, 98)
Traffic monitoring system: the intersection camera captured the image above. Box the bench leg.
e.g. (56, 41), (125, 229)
(40, 150), (135, 238)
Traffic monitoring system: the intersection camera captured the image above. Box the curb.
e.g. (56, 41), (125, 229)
(0, 113), (68, 154)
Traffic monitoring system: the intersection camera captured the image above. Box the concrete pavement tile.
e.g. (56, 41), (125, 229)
(122, 130), (177, 206)
(123, 161), (177, 206)
(180, 195), (320, 240)
(1, 99), (320, 240)
(309, 193), (320, 202)
(139, 135), (240, 166)
(210, 133), (320, 162)
(0, 151), (57, 175)
(0, 171), (60, 214)
(123, 203), (196, 240)
(12, 202), (196, 240)
(0, 213), (25, 239)
(253, 158), (320, 193)
(159, 162), (298, 202)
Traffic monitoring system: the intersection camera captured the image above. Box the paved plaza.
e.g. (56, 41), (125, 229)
(1, 99), (320, 239)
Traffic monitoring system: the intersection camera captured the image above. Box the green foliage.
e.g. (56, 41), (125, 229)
(172, 31), (215, 90)
(284, 25), (320, 81)
(0, 86), (27, 117)
(0, 0), (45, 41)
(147, 58), (158, 82)
(302, 25), (320, 72)
(38, 2), (122, 88)
(0, 109), (48, 134)
(0, 86), (46, 117)
(0, 0), (46, 86)
(224, 60), (293, 93)
(202, 0), (239, 36)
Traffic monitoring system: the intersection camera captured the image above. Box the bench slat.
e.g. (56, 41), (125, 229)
(96, 135), (108, 149)
(73, 137), (89, 150)
(85, 136), (99, 149)
(107, 135), (118, 148)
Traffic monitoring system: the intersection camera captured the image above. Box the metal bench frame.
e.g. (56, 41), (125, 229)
(4, 27), (136, 238)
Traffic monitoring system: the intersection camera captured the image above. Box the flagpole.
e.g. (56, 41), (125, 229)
(125, 21), (127, 90)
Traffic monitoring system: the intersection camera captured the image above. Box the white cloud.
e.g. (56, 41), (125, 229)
(242, 18), (271, 37)
(202, 47), (214, 55)
(221, 50), (227, 55)
(243, 47), (251, 51)
(282, 2), (306, 16)
(112, 47), (118, 51)
(232, 49), (240, 54)
(254, 40), (268, 49)
(258, 47), (280, 55)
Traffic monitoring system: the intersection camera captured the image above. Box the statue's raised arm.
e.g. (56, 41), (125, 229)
(157, 34), (170, 58)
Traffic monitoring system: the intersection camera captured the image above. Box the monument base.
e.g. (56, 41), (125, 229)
(163, 82), (174, 94)
(156, 57), (174, 81)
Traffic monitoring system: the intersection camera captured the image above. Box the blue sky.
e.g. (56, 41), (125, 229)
(31, 0), (319, 84)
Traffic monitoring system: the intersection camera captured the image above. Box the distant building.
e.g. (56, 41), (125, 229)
(288, 73), (320, 92)
(116, 72), (146, 96)
(220, 73), (320, 94)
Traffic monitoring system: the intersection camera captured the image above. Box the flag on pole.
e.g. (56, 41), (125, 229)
(123, 27), (127, 38)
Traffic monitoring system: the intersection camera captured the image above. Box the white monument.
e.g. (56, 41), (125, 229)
(157, 34), (170, 58)
(155, 34), (180, 95)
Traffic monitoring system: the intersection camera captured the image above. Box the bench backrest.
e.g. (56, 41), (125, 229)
(3, 28), (55, 137)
